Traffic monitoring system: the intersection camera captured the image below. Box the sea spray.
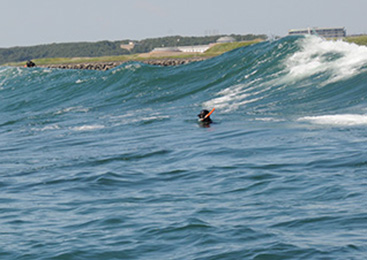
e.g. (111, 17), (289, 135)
(284, 36), (367, 83)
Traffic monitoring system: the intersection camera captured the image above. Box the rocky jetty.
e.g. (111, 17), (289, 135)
(38, 57), (209, 71)
(39, 62), (122, 71)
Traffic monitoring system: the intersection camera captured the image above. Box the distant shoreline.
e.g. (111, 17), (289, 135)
(5, 35), (367, 71)
(5, 40), (263, 70)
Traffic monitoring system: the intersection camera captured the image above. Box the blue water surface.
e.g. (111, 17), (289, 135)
(1, 36), (367, 259)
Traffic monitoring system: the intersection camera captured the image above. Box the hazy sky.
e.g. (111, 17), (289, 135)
(1, 0), (366, 47)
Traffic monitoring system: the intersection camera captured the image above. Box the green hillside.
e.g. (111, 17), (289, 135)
(344, 35), (367, 46)
(0, 34), (267, 65)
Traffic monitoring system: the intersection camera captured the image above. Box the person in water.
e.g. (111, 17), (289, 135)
(25, 60), (36, 68)
(197, 109), (213, 124)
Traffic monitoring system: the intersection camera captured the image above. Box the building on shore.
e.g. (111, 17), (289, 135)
(177, 45), (212, 53)
(151, 36), (238, 54)
(151, 47), (181, 53)
(120, 41), (135, 51)
(151, 45), (211, 53)
(288, 27), (346, 38)
(216, 36), (236, 43)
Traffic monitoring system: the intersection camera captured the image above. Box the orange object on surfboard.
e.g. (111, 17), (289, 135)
(204, 108), (215, 119)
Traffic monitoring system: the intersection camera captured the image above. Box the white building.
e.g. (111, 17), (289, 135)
(120, 41), (135, 51)
(151, 35), (237, 53)
(288, 27), (346, 38)
(151, 47), (181, 53)
(216, 36), (236, 43)
(152, 45), (211, 53)
(177, 45), (211, 53)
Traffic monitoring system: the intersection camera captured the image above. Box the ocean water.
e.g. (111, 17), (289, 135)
(1, 36), (367, 260)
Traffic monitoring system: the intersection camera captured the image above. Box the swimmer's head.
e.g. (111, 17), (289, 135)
(198, 109), (212, 124)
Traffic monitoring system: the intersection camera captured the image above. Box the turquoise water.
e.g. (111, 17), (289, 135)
(1, 36), (367, 259)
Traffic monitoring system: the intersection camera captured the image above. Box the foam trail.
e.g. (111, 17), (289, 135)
(203, 82), (268, 112)
(299, 114), (367, 126)
(71, 125), (105, 131)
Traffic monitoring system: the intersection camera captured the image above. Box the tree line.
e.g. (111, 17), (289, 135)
(0, 34), (267, 65)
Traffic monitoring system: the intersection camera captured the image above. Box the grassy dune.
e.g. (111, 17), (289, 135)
(6, 55), (141, 66)
(204, 40), (263, 55)
(344, 35), (367, 46)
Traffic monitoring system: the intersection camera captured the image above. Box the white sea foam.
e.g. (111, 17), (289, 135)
(106, 112), (170, 126)
(203, 80), (269, 113)
(299, 114), (367, 126)
(284, 36), (367, 84)
(71, 125), (105, 131)
(54, 106), (89, 115)
(32, 124), (61, 131)
(141, 115), (170, 121)
(112, 63), (142, 74)
(75, 79), (86, 84)
(255, 117), (285, 122)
